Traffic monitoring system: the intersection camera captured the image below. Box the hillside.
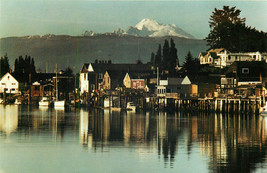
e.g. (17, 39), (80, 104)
(0, 34), (207, 72)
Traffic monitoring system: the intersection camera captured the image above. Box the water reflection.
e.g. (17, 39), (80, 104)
(0, 105), (19, 136)
(0, 105), (267, 172)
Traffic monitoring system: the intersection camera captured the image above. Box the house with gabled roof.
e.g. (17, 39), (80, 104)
(100, 70), (125, 90)
(199, 48), (230, 68)
(123, 72), (150, 90)
(157, 76), (197, 98)
(0, 72), (19, 94)
(80, 61), (153, 94)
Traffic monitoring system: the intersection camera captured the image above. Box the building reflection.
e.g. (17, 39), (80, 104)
(78, 110), (267, 171)
(1, 104), (266, 172)
(198, 113), (267, 173)
(0, 105), (19, 136)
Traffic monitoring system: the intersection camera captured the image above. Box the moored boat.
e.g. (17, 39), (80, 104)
(14, 99), (21, 105)
(54, 100), (66, 108)
(126, 102), (136, 112)
(260, 101), (267, 116)
(39, 97), (53, 107)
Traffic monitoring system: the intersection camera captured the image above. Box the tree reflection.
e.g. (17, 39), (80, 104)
(1, 105), (266, 172)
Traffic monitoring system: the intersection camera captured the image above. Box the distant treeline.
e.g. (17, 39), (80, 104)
(0, 54), (36, 77)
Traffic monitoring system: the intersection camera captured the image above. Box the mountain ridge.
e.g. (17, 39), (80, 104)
(0, 34), (207, 72)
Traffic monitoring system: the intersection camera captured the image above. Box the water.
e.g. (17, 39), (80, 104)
(0, 105), (267, 173)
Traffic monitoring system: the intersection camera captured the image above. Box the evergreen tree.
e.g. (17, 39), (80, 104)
(154, 44), (162, 66)
(150, 52), (155, 65)
(162, 39), (170, 69)
(183, 51), (200, 75)
(13, 55), (36, 74)
(169, 38), (179, 73)
(0, 54), (10, 76)
(206, 6), (267, 52)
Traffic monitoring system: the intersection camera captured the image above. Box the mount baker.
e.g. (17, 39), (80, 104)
(83, 18), (194, 39)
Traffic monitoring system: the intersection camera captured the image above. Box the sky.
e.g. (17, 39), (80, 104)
(0, 0), (266, 39)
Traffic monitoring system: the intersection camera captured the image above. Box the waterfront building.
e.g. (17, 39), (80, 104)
(199, 48), (229, 68)
(100, 70), (125, 90)
(0, 72), (19, 94)
(79, 61), (152, 94)
(199, 48), (266, 68)
(123, 72), (147, 90)
(157, 76), (197, 98)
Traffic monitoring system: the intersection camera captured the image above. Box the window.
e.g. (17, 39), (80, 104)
(1, 83), (6, 85)
(98, 73), (103, 79)
(12, 83), (16, 85)
(242, 68), (249, 74)
(11, 89), (15, 91)
(84, 74), (86, 80)
(228, 56), (231, 60)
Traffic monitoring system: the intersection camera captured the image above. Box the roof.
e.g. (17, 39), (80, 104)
(209, 52), (219, 59)
(224, 61), (266, 82)
(106, 70), (126, 89)
(0, 72), (18, 83)
(208, 48), (229, 54)
(81, 63), (152, 74)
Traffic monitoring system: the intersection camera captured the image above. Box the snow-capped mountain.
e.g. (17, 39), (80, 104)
(112, 28), (125, 35)
(131, 18), (194, 38)
(82, 30), (96, 36)
(83, 19), (194, 38)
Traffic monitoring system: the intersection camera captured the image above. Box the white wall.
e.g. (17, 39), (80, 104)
(0, 73), (19, 94)
(80, 73), (89, 94)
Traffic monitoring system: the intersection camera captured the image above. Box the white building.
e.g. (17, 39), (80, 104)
(199, 48), (266, 68)
(157, 76), (197, 98)
(226, 51), (262, 65)
(0, 72), (19, 94)
(199, 48), (229, 68)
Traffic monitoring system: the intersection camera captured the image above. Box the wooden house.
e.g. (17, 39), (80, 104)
(123, 72), (147, 90)
(157, 76), (198, 98)
(199, 48), (229, 68)
(0, 72), (19, 94)
(80, 61), (152, 94)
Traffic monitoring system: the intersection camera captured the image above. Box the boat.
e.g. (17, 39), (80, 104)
(39, 97), (53, 107)
(126, 102), (136, 112)
(260, 101), (267, 116)
(14, 99), (22, 105)
(54, 100), (66, 108)
(54, 64), (66, 108)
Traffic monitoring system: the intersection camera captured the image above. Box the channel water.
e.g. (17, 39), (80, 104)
(0, 105), (267, 173)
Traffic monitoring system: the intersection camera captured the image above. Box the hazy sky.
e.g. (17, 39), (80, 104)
(0, 0), (266, 39)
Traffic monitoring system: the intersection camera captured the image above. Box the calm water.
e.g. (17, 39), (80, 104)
(0, 105), (267, 173)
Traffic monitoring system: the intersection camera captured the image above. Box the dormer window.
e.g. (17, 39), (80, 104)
(98, 73), (103, 79)
(242, 68), (249, 74)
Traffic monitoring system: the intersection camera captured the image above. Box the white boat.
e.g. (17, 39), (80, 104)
(126, 102), (136, 112)
(39, 97), (53, 107)
(260, 102), (267, 116)
(54, 64), (66, 109)
(54, 100), (65, 108)
(14, 99), (21, 105)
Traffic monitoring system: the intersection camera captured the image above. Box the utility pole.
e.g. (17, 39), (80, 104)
(74, 66), (77, 107)
(28, 73), (31, 104)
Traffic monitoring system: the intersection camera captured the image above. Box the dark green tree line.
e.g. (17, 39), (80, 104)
(14, 55), (36, 75)
(206, 6), (267, 52)
(183, 51), (200, 75)
(0, 54), (10, 77)
(151, 39), (179, 75)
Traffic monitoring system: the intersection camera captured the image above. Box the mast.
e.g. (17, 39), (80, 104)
(56, 64), (58, 101)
